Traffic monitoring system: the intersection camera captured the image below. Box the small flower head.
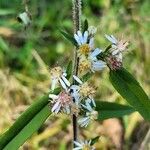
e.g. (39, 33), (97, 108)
(80, 82), (96, 98)
(50, 66), (63, 78)
(74, 140), (95, 150)
(74, 30), (94, 56)
(79, 56), (92, 73)
(49, 91), (73, 114)
(79, 48), (106, 73)
(105, 34), (129, 54)
(50, 66), (70, 90)
(71, 103), (80, 116)
(105, 34), (129, 70)
(79, 44), (91, 55)
(78, 103), (98, 127)
(88, 26), (97, 36)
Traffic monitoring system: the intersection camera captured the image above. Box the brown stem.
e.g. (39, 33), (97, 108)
(72, 0), (82, 147)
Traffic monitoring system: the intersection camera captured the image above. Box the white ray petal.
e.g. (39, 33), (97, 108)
(91, 99), (96, 107)
(83, 31), (88, 44)
(51, 79), (57, 91)
(62, 72), (67, 77)
(112, 49), (119, 55)
(90, 48), (102, 58)
(89, 37), (94, 49)
(59, 78), (67, 90)
(52, 101), (60, 112)
(110, 35), (118, 44)
(78, 117), (89, 124)
(74, 34), (81, 45)
(49, 94), (58, 99)
(77, 30), (84, 44)
(105, 34), (117, 44)
(73, 147), (82, 150)
(74, 141), (82, 147)
(73, 75), (83, 84)
(61, 76), (70, 87)
(54, 104), (61, 113)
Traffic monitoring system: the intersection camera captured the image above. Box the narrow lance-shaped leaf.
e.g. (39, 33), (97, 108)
(60, 30), (77, 46)
(96, 101), (135, 121)
(81, 72), (92, 82)
(66, 61), (72, 79)
(109, 68), (150, 121)
(3, 105), (50, 150)
(0, 88), (60, 150)
(83, 19), (88, 32)
(90, 136), (100, 146)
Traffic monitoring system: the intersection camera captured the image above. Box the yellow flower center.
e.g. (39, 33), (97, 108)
(83, 145), (91, 150)
(90, 111), (98, 120)
(50, 66), (62, 78)
(79, 44), (91, 55)
(79, 58), (91, 73)
(80, 82), (96, 97)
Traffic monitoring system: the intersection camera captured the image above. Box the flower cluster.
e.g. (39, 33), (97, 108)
(49, 66), (98, 127)
(49, 25), (129, 149)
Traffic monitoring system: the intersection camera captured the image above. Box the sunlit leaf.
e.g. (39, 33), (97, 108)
(96, 101), (135, 121)
(109, 68), (150, 121)
(0, 89), (60, 149)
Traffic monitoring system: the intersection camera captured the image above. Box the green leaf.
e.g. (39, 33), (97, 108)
(3, 106), (50, 150)
(81, 72), (92, 82)
(0, 37), (9, 52)
(83, 19), (88, 32)
(66, 61), (72, 79)
(96, 101), (135, 121)
(0, 89), (60, 149)
(60, 30), (77, 46)
(90, 136), (100, 145)
(109, 68), (150, 121)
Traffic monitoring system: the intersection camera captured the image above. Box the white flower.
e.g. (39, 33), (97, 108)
(105, 34), (129, 62)
(88, 48), (106, 72)
(74, 30), (89, 46)
(71, 76), (96, 99)
(74, 30), (94, 56)
(78, 48), (106, 73)
(78, 103), (98, 127)
(73, 140), (95, 150)
(17, 12), (31, 26)
(50, 66), (70, 91)
(49, 91), (72, 114)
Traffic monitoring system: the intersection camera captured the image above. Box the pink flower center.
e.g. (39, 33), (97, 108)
(58, 92), (72, 106)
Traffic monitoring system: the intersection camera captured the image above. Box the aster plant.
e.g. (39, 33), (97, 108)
(0, 0), (150, 149)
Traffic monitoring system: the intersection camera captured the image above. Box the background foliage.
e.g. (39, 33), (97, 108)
(0, 0), (150, 149)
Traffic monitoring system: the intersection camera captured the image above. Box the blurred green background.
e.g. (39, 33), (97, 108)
(0, 0), (150, 149)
